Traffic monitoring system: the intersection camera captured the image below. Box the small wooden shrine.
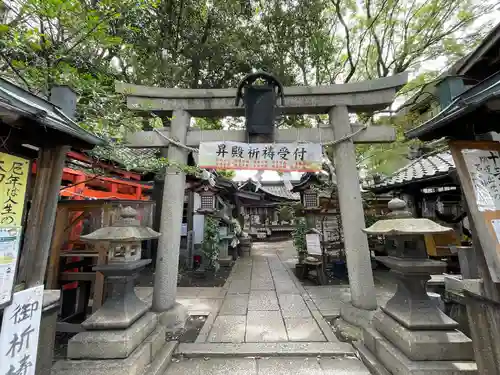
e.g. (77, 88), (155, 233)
(237, 179), (300, 240)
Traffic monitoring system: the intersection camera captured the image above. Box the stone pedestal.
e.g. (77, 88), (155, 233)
(356, 257), (477, 374)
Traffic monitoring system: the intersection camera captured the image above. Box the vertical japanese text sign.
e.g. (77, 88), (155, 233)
(0, 285), (44, 375)
(0, 153), (29, 227)
(450, 141), (500, 283)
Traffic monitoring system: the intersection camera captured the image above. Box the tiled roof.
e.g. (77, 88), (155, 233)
(259, 183), (300, 200)
(240, 180), (300, 201)
(0, 78), (104, 146)
(369, 151), (455, 191)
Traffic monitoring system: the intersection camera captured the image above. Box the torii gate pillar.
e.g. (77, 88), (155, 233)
(152, 109), (191, 326)
(328, 106), (377, 311)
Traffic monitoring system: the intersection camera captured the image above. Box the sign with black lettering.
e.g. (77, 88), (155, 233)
(0, 286), (43, 375)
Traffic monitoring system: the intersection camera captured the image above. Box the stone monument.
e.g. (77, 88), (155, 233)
(354, 198), (477, 374)
(51, 207), (176, 375)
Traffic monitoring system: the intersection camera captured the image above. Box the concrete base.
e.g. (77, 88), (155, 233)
(372, 311), (474, 361)
(358, 328), (477, 375)
(332, 317), (363, 342)
(157, 302), (188, 330)
(52, 328), (176, 375)
(68, 313), (158, 359)
(340, 302), (376, 329)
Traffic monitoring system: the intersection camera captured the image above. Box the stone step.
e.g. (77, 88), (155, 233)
(165, 356), (370, 375)
(361, 328), (478, 375)
(175, 342), (355, 358)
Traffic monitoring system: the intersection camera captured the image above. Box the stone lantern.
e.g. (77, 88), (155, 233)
(52, 207), (171, 375)
(355, 198), (476, 374)
(79, 206), (160, 329)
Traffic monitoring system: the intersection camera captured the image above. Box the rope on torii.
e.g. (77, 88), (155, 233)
(152, 125), (368, 191)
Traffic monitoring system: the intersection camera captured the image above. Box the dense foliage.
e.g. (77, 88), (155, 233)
(0, 0), (495, 173)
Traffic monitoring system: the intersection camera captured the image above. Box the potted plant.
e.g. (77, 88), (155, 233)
(292, 218), (308, 279)
(202, 216), (220, 278)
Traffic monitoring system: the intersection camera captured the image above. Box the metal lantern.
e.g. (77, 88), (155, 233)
(79, 206), (160, 329)
(303, 188), (319, 209)
(235, 71), (284, 143)
(198, 185), (216, 213)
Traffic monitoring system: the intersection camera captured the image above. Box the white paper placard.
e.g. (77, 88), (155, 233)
(462, 149), (500, 211)
(0, 227), (22, 309)
(0, 285), (44, 375)
(199, 142), (323, 172)
(306, 233), (322, 255)
(491, 219), (500, 244)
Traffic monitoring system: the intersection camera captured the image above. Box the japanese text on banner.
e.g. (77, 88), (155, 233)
(0, 285), (44, 375)
(0, 153), (29, 227)
(198, 142), (323, 172)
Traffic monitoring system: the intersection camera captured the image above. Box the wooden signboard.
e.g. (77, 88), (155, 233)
(306, 233), (322, 256)
(449, 140), (500, 282)
(0, 153), (30, 227)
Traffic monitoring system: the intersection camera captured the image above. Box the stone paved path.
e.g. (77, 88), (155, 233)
(197, 242), (335, 344)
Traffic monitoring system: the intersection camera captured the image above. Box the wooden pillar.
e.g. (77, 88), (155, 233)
(18, 145), (69, 287)
(328, 106), (377, 311)
(152, 109), (190, 313)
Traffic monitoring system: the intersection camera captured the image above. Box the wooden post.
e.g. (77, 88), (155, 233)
(24, 146), (69, 288)
(449, 141), (500, 373)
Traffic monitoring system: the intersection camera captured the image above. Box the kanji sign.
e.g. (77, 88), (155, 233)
(0, 227), (21, 309)
(462, 149), (500, 212)
(0, 285), (43, 375)
(199, 142), (322, 172)
(0, 154), (29, 227)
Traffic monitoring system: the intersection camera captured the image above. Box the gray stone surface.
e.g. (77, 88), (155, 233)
(278, 294), (311, 318)
(340, 302), (376, 329)
(245, 310), (288, 342)
(257, 357), (323, 375)
(208, 315), (246, 343)
(319, 358), (371, 374)
(152, 109), (190, 312)
(195, 313), (217, 343)
(158, 302), (188, 329)
(167, 358), (256, 375)
(310, 310), (339, 342)
(68, 313), (158, 359)
(250, 276), (274, 290)
(363, 328), (478, 375)
(373, 311), (474, 361)
(228, 280), (250, 294)
(142, 341), (177, 375)
(284, 318), (326, 342)
(176, 342), (356, 357)
(248, 291), (279, 311)
(51, 327), (173, 375)
(219, 294), (249, 315)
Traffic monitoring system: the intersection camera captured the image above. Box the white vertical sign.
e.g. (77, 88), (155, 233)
(0, 285), (44, 375)
(0, 227), (22, 309)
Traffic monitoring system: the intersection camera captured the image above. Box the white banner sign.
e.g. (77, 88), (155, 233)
(0, 227), (21, 309)
(199, 142), (323, 172)
(462, 149), (500, 211)
(0, 285), (44, 375)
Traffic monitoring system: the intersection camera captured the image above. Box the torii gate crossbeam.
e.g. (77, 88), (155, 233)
(117, 73), (408, 328)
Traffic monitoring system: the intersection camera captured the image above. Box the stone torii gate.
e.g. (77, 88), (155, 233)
(116, 73), (408, 327)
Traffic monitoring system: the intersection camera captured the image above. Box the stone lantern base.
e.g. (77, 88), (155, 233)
(354, 257), (478, 374)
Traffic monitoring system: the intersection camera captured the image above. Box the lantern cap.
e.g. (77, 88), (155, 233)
(363, 198), (453, 236)
(81, 206), (161, 242)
